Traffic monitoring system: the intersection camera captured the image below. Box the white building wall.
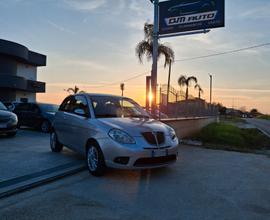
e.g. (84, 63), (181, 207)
(16, 62), (37, 80)
(15, 91), (36, 102)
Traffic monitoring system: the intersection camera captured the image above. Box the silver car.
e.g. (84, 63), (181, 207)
(51, 94), (179, 176)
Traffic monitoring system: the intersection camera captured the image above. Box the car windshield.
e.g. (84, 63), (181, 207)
(39, 104), (59, 113)
(0, 101), (7, 111)
(90, 96), (150, 119)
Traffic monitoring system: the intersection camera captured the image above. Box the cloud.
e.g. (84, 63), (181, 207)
(46, 20), (75, 35)
(128, 0), (150, 16)
(239, 4), (270, 19)
(64, 59), (109, 72)
(63, 0), (106, 11)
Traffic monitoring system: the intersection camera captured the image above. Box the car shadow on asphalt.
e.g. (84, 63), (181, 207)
(104, 166), (175, 181)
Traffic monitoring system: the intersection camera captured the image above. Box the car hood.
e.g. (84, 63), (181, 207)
(96, 117), (170, 137)
(0, 109), (14, 118)
(42, 111), (56, 122)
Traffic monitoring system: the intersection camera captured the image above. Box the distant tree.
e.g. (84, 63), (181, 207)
(65, 85), (85, 94)
(136, 23), (175, 67)
(194, 83), (203, 99)
(120, 83), (125, 97)
(250, 108), (260, 117)
(178, 75), (198, 100)
(215, 103), (227, 115)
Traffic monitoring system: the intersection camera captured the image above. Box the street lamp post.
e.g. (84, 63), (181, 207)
(209, 74), (212, 104)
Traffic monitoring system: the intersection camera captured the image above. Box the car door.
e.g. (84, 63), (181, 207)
(29, 104), (43, 129)
(54, 96), (74, 147)
(67, 95), (92, 154)
(14, 103), (32, 127)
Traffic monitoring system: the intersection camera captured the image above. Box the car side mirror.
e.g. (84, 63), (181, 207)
(74, 108), (87, 117)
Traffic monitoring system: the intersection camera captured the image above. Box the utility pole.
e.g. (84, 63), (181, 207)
(166, 59), (172, 113)
(145, 76), (151, 111)
(209, 74), (212, 104)
(151, 0), (159, 115)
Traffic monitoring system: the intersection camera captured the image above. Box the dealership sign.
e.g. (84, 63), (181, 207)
(159, 0), (225, 35)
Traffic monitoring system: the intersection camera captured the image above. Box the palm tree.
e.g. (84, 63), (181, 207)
(178, 75), (198, 100)
(136, 23), (175, 67)
(120, 83), (125, 96)
(194, 84), (203, 99)
(65, 85), (85, 94)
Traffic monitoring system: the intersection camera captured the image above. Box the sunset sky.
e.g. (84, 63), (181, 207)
(1, 0), (270, 113)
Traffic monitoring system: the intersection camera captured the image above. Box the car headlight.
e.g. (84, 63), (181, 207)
(167, 127), (177, 141)
(108, 129), (136, 144)
(9, 115), (18, 124)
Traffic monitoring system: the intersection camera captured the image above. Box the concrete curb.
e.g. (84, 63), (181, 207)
(0, 162), (86, 199)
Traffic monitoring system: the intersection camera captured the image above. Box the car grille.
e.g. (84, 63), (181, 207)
(0, 116), (10, 123)
(142, 132), (165, 145)
(134, 155), (177, 167)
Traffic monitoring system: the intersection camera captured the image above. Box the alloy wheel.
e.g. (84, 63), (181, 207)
(87, 146), (99, 171)
(50, 132), (56, 150)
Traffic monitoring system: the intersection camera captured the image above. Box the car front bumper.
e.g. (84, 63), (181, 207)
(97, 136), (179, 169)
(0, 125), (17, 134)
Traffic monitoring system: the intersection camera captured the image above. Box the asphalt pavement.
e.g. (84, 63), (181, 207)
(1, 146), (270, 220)
(246, 118), (270, 137)
(0, 129), (85, 197)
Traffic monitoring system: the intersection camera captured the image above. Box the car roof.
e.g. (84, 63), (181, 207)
(77, 93), (129, 99)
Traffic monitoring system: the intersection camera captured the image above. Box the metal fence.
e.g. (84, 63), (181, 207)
(158, 84), (218, 118)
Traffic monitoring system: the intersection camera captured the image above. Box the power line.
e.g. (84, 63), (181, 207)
(175, 42), (270, 62)
(85, 42), (270, 88)
(86, 70), (150, 88)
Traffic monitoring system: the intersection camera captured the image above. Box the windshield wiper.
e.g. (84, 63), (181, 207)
(95, 114), (118, 118)
(128, 115), (150, 119)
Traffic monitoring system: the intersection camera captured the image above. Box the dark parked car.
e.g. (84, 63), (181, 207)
(14, 103), (59, 133)
(3, 101), (20, 111)
(0, 101), (18, 137)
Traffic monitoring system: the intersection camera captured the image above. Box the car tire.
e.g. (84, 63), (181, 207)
(50, 131), (63, 152)
(41, 120), (51, 133)
(86, 142), (106, 177)
(7, 132), (17, 137)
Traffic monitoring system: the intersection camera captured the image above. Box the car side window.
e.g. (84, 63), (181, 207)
(15, 103), (31, 111)
(32, 104), (40, 113)
(72, 96), (90, 117)
(59, 97), (74, 113)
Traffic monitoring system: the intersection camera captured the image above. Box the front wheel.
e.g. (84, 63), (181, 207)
(50, 131), (63, 152)
(86, 143), (106, 176)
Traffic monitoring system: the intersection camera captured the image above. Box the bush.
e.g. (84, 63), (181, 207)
(257, 115), (270, 120)
(197, 123), (270, 151)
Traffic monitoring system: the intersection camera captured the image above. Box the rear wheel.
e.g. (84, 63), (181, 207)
(50, 131), (63, 152)
(41, 120), (51, 133)
(86, 142), (106, 176)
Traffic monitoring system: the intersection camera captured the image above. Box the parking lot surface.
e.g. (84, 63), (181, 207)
(0, 129), (84, 182)
(1, 146), (270, 220)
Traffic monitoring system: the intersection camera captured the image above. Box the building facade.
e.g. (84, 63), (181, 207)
(0, 39), (46, 102)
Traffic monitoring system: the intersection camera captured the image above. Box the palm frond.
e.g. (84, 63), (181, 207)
(194, 83), (201, 90)
(187, 76), (198, 86)
(67, 88), (75, 93)
(178, 75), (187, 87)
(158, 43), (175, 67)
(144, 23), (153, 42)
(135, 40), (152, 63)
